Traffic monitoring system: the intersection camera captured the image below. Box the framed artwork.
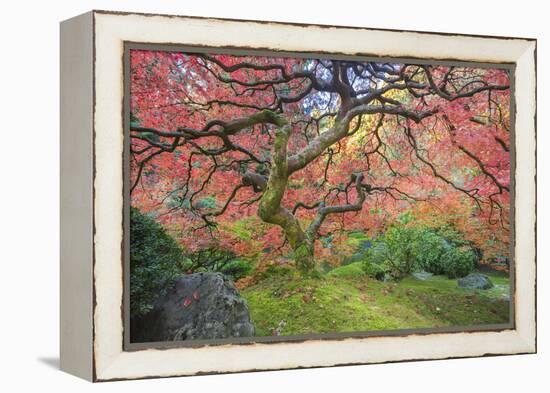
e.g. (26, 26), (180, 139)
(60, 10), (537, 381)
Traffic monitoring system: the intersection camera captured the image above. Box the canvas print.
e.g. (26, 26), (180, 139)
(127, 49), (512, 344)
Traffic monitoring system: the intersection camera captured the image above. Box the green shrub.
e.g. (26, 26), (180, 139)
(441, 246), (476, 278)
(130, 207), (185, 317)
(365, 221), (476, 280)
(365, 225), (421, 279)
(413, 230), (449, 275)
(362, 261), (387, 280)
(184, 248), (252, 280)
(217, 258), (253, 280)
(260, 262), (294, 280)
(329, 262), (366, 278)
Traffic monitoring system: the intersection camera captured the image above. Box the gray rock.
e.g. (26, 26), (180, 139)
(457, 273), (494, 290)
(131, 272), (255, 342)
(412, 271), (434, 281)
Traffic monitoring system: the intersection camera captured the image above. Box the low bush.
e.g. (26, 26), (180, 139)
(328, 262), (366, 279)
(365, 225), (421, 279)
(362, 261), (387, 281)
(183, 247), (252, 280)
(260, 262), (295, 280)
(413, 230), (449, 275)
(217, 258), (253, 280)
(441, 246), (476, 278)
(364, 220), (476, 280)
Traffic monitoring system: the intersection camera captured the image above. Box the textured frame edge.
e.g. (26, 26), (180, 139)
(85, 11), (536, 381)
(59, 11), (95, 381)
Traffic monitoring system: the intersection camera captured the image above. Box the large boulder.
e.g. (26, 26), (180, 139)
(457, 273), (494, 290)
(131, 272), (255, 342)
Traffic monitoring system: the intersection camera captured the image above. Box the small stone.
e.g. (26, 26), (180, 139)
(412, 271), (434, 281)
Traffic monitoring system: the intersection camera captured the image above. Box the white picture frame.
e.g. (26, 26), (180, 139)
(60, 10), (536, 381)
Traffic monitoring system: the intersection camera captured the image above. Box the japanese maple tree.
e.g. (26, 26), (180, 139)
(130, 50), (510, 273)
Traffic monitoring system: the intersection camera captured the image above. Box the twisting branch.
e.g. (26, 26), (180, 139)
(130, 109), (288, 194)
(287, 105), (437, 175)
(292, 201), (322, 215)
(131, 110), (287, 142)
(402, 123), (482, 208)
(458, 145), (509, 193)
(307, 173), (368, 238)
(205, 183), (247, 218)
(130, 135), (181, 193)
(421, 65), (509, 101)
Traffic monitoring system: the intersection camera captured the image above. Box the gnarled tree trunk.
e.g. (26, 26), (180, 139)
(257, 125), (315, 273)
(256, 122), (371, 274)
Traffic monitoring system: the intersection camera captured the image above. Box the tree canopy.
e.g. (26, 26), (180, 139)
(129, 50), (510, 273)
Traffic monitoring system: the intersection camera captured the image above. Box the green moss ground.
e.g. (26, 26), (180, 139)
(241, 263), (510, 336)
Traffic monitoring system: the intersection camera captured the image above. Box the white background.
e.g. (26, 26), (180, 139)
(0, 0), (546, 391)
